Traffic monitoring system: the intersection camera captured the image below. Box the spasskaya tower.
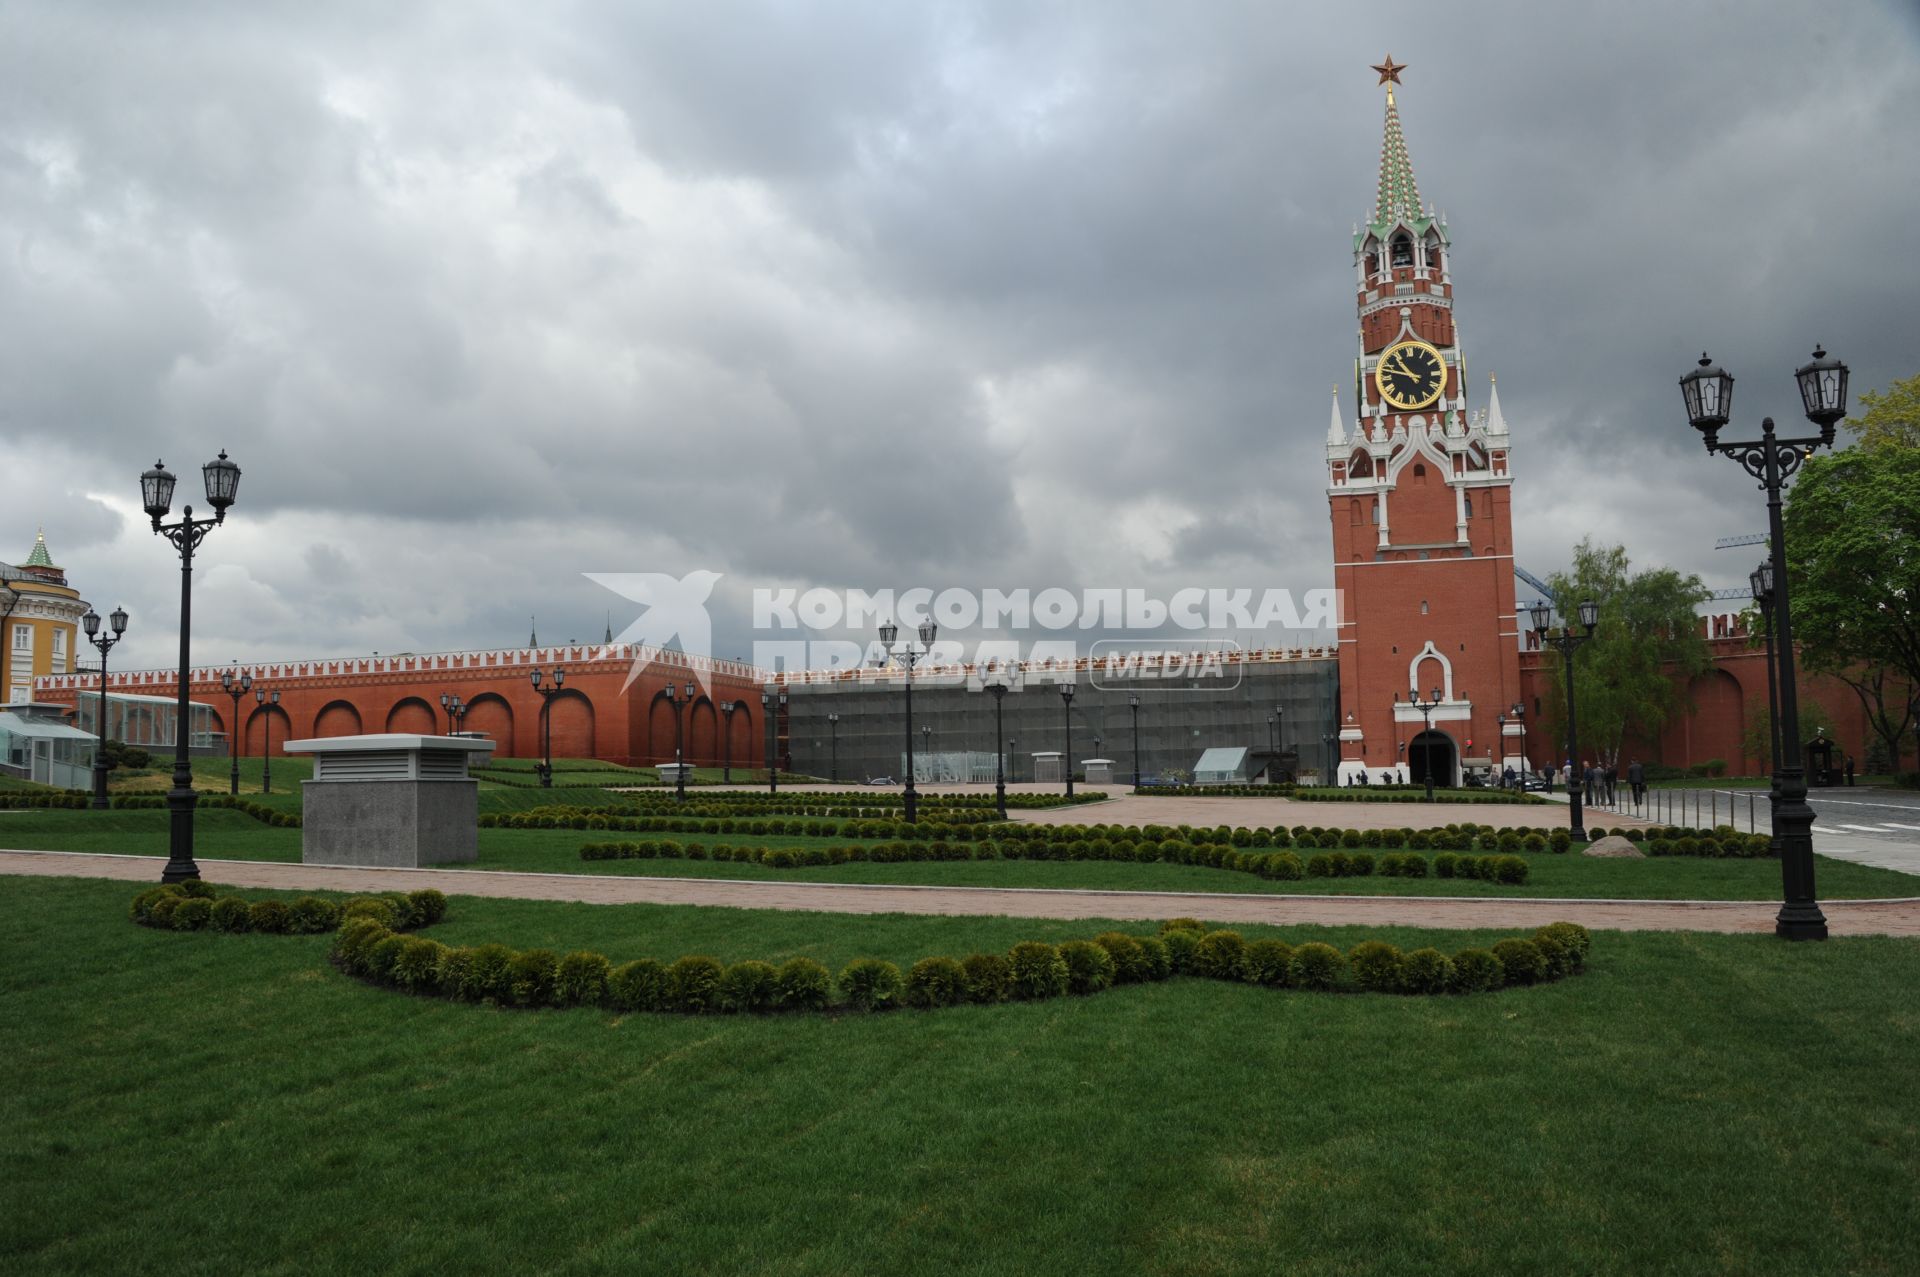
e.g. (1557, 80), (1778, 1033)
(1328, 58), (1524, 785)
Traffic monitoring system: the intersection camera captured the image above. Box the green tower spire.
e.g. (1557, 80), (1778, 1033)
(1374, 76), (1423, 228)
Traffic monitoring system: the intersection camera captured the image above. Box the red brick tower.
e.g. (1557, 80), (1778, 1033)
(1328, 59), (1522, 786)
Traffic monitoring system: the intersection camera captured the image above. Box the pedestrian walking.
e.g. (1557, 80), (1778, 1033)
(1604, 763), (1618, 805)
(1628, 758), (1646, 805)
(1583, 761), (1598, 805)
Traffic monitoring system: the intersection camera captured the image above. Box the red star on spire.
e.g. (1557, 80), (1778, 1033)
(1371, 56), (1406, 87)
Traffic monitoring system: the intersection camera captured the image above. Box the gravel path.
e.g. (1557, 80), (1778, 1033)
(7, 850), (1917, 937)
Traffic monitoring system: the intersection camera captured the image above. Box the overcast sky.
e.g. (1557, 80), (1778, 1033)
(5, 1), (1916, 672)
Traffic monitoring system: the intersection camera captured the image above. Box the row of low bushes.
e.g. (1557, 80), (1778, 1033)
(578, 837), (1534, 884)
(508, 806), (1569, 854)
(1575, 824), (1774, 857)
(1137, 784), (1298, 798)
(130, 882), (448, 934)
(329, 914), (1592, 1012)
(0, 790), (296, 824)
(1291, 789), (1547, 806)
(613, 791), (1098, 816)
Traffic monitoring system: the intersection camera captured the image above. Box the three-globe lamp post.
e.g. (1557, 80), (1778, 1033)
(983, 671), (1009, 818)
(531, 668), (565, 788)
(82, 606), (129, 809)
(254, 687), (281, 793)
(1681, 347), (1847, 939)
(220, 669), (253, 795)
(1059, 682), (1076, 799)
(666, 680), (695, 802)
(879, 618), (936, 823)
(142, 452), (241, 883)
(1406, 686), (1445, 801)
(1529, 599), (1598, 841)
(1128, 692), (1142, 791)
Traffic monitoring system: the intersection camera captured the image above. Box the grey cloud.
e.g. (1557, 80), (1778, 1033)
(2, 0), (1915, 673)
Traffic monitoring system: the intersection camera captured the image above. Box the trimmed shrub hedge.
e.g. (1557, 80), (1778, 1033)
(0, 790), (298, 825)
(327, 914), (1594, 1013)
(580, 836), (1531, 885)
(130, 884), (447, 936)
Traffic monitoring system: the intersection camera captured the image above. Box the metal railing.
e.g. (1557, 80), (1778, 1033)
(1582, 783), (1772, 833)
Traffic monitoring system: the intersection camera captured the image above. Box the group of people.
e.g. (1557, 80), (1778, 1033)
(1525, 758), (1646, 806)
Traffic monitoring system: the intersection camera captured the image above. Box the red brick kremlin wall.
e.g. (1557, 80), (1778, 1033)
(34, 643), (771, 768)
(1515, 611), (1878, 776)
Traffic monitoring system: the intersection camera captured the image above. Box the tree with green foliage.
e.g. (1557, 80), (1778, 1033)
(1844, 371), (1920, 449)
(1540, 541), (1711, 766)
(1784, 434), (1920, 772)
(1736, 686), (1833, 773)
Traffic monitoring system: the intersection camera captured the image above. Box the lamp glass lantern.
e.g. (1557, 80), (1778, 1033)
(1794, 346), (1849, 431)
(202, 450), (242, 512)
(1578, 599), (1599, 630)
(1678, 354), (1733, 439)
(1528, 600), (1553, 632)
(878, 621), (899, 649)
(83, 609), (100, 637)
(141, 460), (177, 521)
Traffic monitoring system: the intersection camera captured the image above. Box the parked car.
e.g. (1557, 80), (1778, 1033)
(864, 775), (894, 786)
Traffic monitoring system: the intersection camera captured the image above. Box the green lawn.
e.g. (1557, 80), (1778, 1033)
(2, 875), (1916, 1275)
(3, 808), (1915, 901)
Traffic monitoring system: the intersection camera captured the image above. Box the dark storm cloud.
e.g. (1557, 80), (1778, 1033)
(1, 0), (1914, 669)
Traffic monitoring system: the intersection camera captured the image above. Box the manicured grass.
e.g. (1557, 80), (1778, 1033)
(3, 809), (1915, 900)
(3, 875), (1918, 1275)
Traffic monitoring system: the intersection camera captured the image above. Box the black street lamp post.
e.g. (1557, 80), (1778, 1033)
(827, 712), (839, 783)
(667, 680), (694, 801)
(761, 688), (786, 793)
(1752, 561), (1784, 858)
(1529, 599), (1599, 840)
(254, 688), (281, 793)
(1680, 347), (1846, 940)
(82, 606), (129, 809)
(1267, 712), (1278, 780)
(1511, 701), (1528, 782)
(144, 452), (241, 883)
(1406, 686), (1444, 801)
(1275, 705), (1286, 779)
(439, 693), (466, 735)
(531, 668), (564, 787)
(1128, 692), (1142, 791)
(721, 701), (737, 783)
(880, 619), (936, 822)
(1059, 682), (1075, 798)
(984, 676), (1009, 818)
(220, 668), (253, 795)
(1008, 739), (1017, 784)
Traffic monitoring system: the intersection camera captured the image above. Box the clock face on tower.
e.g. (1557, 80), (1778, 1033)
(1374, 339), (1446, 411)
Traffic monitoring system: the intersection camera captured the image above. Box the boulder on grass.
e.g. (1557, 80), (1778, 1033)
(1583, 835), (1644, 859)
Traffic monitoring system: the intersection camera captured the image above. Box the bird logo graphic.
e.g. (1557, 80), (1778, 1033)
(585, 570), (724, 695)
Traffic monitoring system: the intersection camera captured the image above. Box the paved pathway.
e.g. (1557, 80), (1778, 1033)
(1570, 785), (1920, 875)
(6, 850), (1917, 937)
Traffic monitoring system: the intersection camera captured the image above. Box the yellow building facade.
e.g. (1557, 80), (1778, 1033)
(2, 531), (90, 704)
